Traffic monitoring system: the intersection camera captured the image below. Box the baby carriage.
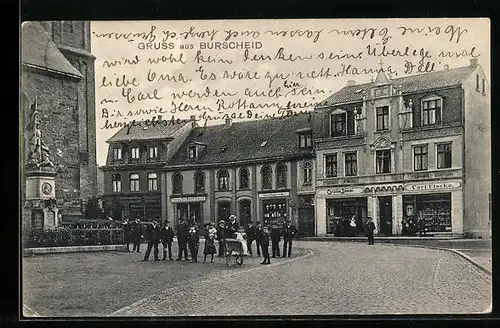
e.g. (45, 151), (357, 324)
(224, 238), (244, 267)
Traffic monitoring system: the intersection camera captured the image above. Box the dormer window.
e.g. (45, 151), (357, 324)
(260, 141), (268, 147)
(148, 145), (158, 159)
(131, 147), (140, 159)
(188, 145), (197, 159)
(113, 147), (122, 160)
(299, 133), (312, 148)
(330, 110), (347, 137)
(421, 97), (442, 126)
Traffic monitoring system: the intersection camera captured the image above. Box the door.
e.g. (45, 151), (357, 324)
(218, 201), (231, 223)
(298, 207), (315, 237)
(379, 196), (393, 236)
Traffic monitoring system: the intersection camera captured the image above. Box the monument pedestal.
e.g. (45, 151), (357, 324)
(23, 168), (59, 230)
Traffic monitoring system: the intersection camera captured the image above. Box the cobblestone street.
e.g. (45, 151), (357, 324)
(23, 241), (491, 317)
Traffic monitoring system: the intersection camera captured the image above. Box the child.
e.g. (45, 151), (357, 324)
(203, 222), (217, 263)
(235, 226), (248, 256)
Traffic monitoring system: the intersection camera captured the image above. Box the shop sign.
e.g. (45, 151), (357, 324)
(258, 191), (290, 198)
(318, 188), (364, 196)
(405, 181), (461, 191)
(171, 196), (206, 203)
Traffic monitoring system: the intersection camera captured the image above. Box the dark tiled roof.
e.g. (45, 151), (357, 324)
(107, 119), (191, 143)
(168, 114), (313, 166)
(21, 22), (83, 78)
(320, 64), (477, 106)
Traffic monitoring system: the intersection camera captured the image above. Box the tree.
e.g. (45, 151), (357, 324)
(83, 196), (104, 220)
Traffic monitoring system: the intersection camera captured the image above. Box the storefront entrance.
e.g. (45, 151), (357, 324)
(238, 199), (252, 226)
(378, 196), (393, 236)
(217, 201), (231, 223)
(403, 193), (451, 235)
(326, 197), (367, 236)
(262, 199), (288, 224)
(298, 195), (315, 237)
(176, 202), (203, 226)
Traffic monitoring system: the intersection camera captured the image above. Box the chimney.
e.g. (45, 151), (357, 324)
(157, 115), (162, 122)
(347, 80), (356, 86)
(225, 117), (232, 128)
(190, 115), (197, 128)
(470, 58), (478, 66)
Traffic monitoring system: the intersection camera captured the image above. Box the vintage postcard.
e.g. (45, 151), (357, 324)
(20, 18), (491, 317)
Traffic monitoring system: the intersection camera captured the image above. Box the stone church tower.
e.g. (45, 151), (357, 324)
(21, 21), (97, 219)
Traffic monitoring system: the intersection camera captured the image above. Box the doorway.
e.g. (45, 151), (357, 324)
(378, 196), (393, 236)
(218, 201), (231, 223)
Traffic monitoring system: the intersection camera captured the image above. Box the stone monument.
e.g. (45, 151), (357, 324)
(23, 97), (59, 230)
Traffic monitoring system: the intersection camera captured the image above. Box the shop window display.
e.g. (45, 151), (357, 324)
(403, 193), (451, 235)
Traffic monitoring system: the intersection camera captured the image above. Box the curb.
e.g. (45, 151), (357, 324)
(381, 243), (492, 275)
(23, 244), (128, 256)
(108, 247), (318, 316)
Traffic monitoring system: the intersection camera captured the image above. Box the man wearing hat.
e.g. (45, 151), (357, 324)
(130, 216), (143, 253)
(176, 218), (189, 261)
(282, 218), (297, 258)
(142, 219), (161, 261)
(226, 214), (239, 239)
(122, 217), (132, 252)
(160, 220), (175, 261)
(217, 220), (226, 257)
(365, 217), (376, 245)
(270, 220), (281, 258)
(244, 221), (255, 256)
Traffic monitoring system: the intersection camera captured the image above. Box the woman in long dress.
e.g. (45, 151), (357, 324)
(203, 222), (217, 263)
(235, 227), (249, 256)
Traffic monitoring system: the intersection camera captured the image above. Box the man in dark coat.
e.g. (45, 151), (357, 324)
(254, 221), (263, 257)
(244, 221), (255, 255)
(226, 215), (239, 239)
(187, 222), (200, 263)
(176, 219), (189, 261)
(258, 225), (271, 265)
(160, 220), (175, 261)
(142, 219), (161, 261)
(270, 222), (281, 258)
(122, 218), (132, 252)
(282, 219), (297, 258)
(130, 217), (142, 253)
(365, 217), (376, 245)
(217, 220), (226, 257)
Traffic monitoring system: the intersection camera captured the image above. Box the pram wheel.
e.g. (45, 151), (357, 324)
(236, 255), (243, 266)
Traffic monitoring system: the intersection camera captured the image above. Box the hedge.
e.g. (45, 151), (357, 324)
(22, 227), (124, 248)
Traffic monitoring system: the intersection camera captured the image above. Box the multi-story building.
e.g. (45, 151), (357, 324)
(21, 21), (98, 217)
(101, 117), (194, 220)
(312, 59), (490, 238)
(164, 115), (316, 236)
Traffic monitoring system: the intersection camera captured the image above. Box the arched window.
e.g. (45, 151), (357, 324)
(129, 173), (140, 192)
(194, 171), (205, 194)
(302, 162), (312, 184)
(261, 165), (272, 190)
(217, 169), (229, 191)
(276, 163), (287, 189)
(239, 168), (249, 189)
(172, 173), (183, 194)
(148, 173), (158, 191)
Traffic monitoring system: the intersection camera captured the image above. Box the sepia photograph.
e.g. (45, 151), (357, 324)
(20, 18), (491, 318)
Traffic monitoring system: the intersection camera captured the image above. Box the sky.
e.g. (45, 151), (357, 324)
(91, 18), (490, 167)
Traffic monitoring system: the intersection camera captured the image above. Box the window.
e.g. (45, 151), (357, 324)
(218, 170), (229, 190)
(414, 145), (428, 171)
(376, 150), (391, 174)
(112, 174), (121, 192)
(148, 146), (158, 159)
(113, 147), (122, 160)
(172, 173), (183, 194)
(302, 162), (312, 184)
(325, 154), (337, 177)
(482, 78), (486, 93)
(422, 99), (442, 126)
(129, 173), (140, 191)
(437, 143), (452, 169)
(148, 173), (158, 191)
(131, 147), (140, 159)
(299, 133), (312, 148)
(276, 164), (287, 189)
(239, 168), (249, 189)
(376, 106), (389, 131)
(188, 145), (197, 159)
(476, 74), (480, 90)
(194, 171), (205, 194)
(344, 152), (357, 176)
(261, 165), (272, 190)
(330, 112), (347, 137)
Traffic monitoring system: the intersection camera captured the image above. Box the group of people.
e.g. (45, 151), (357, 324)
(122, 214), (299, 265)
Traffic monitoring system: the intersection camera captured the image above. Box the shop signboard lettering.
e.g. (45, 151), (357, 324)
(405, 181), (461, 191)
(171, 196), (206, 203)
(258, 191), (290, 198)
(318, 188), (364, 196)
